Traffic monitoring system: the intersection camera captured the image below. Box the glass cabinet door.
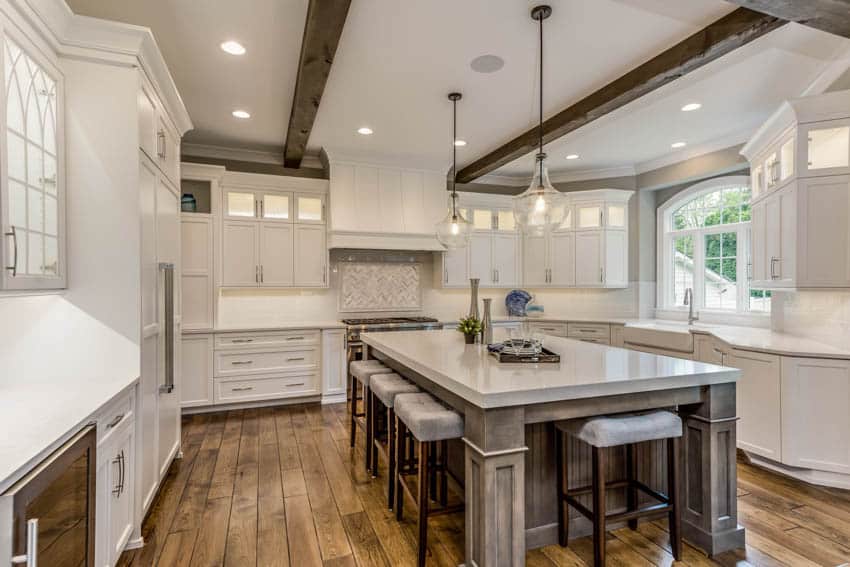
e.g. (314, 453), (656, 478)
(780, 137), (794, 181)
(224, 191), (257, 218)
(607, 204), (626, 228)
(805, 123), (850, 173)
(751, 164), (763, 200)
(471, 208), (493, 231)
(296, 195), (324, 223)
(576, 204), (602, 229)
(262, 192), (291, 221)
(764, 153), (778, 191)
(495, 210), (515, 231)
(3, 36), (63, 289)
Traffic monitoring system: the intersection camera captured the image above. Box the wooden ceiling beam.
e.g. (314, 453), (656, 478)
(725, 0), (850, 39)
(455, 8), (786, 184)
(283, 0), (351, 168)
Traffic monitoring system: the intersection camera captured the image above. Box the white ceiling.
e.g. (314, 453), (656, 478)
(67, 0), (308, 152)
(65, 0), (850, 179)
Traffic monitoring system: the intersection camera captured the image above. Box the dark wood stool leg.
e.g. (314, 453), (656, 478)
(395, 417), (406, 520)
(592, 446), (606, 567)
(626, 443), (638, 530)
(428, 441), (437, 499)
(387, 406), (396, 509)
(365, 385), (374, 474)
(349, 374), (357, 447)
(667, 436), (682, 560)
(556, 429), (567, 547)
(417, 439), (430, 567)
(370, 393), (380, 478)
(439, 439), (448, 508)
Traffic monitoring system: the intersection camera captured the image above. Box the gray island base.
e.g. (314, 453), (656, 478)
(362, 329), (744, 567)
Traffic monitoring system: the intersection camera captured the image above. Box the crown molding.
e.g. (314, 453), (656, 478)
(550, 165), (636, 184)
(14, 0), (192, 134)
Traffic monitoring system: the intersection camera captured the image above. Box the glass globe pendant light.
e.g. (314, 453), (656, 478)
(435, 92), (472, 248)
(513, 5), (566, 236)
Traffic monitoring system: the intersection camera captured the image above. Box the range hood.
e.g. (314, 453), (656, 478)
(325, 151), (450, 252)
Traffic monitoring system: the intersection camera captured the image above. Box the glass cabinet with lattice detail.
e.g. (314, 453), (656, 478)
(1, 32), (64, 290)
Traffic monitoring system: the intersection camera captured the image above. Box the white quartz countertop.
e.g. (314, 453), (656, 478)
(362, 329), (738, 408)
(0, 296), (140, 492)
(183, 321), (346, 334)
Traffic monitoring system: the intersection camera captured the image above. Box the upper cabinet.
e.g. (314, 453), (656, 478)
(219, 172), (328, 289)
(138, 77), (180, 186)
(1, 32), (65, 290)
(742, 90), (850, 289)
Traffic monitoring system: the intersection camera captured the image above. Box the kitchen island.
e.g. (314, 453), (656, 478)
(361, 329), (743, 567)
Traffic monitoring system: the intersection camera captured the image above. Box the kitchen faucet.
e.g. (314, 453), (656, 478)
(684, 287), (699, 325)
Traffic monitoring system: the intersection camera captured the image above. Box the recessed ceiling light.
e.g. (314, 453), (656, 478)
(566, 154), (579, 160)
(357, 127), (373, 135)
(220, 40), (246, 55)
(232, 110), (251, 119)
(671, 141), (687, 149)
(454, 139), (467, 147)
(681, 102), (702, 112)
(470, 54), (505, 74)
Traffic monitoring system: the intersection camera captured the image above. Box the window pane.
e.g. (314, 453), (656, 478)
(808, 127), (849, 170)
(44, 194), (57, 236)
(704, 231), (737, 310)
(27, 231), (42, 275)
(297, 196), (322, 221)
(8, 131), (25, 181)
(750, 289), (771, 312)
(43, 154), (56, 195)
(9, 180), (26, 228)
(497, 210), (516, 231)
(672, 235), (694, 306)
(27, 187), (42, 232)
(227, 192), (255, 217)
(472, 209), (491, 230)
(27, 141), (42, 187)
(43, 235), (57, 275)
(263, 193), (290, 219)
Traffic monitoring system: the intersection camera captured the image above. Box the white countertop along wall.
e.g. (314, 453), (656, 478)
(0, 295), (140, 491)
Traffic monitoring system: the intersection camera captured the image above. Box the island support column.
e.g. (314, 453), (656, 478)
(463, 406), (528, 567)
(679, 382), (745, 555)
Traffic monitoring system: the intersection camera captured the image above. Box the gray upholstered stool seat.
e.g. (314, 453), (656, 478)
(370, 373), (420, 408)
(350, 360), (391, 387)
(394, 392), (463, 442)
(556, 410), (682, 448)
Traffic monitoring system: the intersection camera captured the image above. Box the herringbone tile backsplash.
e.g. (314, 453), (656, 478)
(339, 262), (422, 312)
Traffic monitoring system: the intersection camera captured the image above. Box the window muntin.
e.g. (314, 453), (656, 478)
(661, 179), (767, 314)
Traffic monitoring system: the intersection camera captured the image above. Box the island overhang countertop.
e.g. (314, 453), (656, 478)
(361, 329), (739, 409)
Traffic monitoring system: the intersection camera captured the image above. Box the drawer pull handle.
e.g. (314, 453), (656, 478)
(287, 357), (306, 362)
(232, 386), (254, 392)
(577, 329), (596, 333)
(286, 336), (305, 341)
(231, 360), (253, 365)
(286, 383), (305, 387)
(231, 338), (254, 343)
(106, 414), (124, 429)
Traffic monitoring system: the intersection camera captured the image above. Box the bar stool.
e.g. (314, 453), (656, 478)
(393, 392), (464, 567)
(369, 373), (420, 506)
(349, 359), (390, 472)
(555, 410), (683, 567)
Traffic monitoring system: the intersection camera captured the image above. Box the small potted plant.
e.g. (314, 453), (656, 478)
(457, 316), (482, 344)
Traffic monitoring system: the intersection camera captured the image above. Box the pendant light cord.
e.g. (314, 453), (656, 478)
(451, 97), (458, 217)
(538, 11), (544, 182)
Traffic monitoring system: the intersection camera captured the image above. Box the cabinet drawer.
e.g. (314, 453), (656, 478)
(567, 323), (610, 340)
(96, 389), (135, 447)
(528, 322), (568, 337)
(214, 373), (319, 403)
(215, 347), (319, 377)
(215, 330), (320, 350)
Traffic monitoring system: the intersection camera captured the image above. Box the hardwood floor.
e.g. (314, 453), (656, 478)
(118, 405), (850, 566)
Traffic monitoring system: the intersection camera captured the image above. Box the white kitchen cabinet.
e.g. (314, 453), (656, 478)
(180, 334), (213, 408)
(1, 32), (66, 290)
(610, 324), (624, 348)
(522, 233), (549, 286)
(694, 334), (725, 364)
(575, 231), (603, 287)
(260, 223), (294, 286)
(180, 215), (214, 330)
(469, 232), (492, 284)
(294, 224), (327, 286)
(781, 357), (850, 475)
(800, 119), (850, 177)
(527, 322), (568, 337)
(725, 348), (782, 461)
(550, 232), (575, 286)
(439, 245), (469, 287)
(321, 328), (347, 404)
(492, 233), (520, 287)
(222, 220), (259, 286)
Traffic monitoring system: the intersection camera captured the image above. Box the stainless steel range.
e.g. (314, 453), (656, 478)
(343, 316), (443, 361)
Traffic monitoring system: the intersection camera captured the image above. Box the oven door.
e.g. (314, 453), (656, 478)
(1, 424), (96, 567)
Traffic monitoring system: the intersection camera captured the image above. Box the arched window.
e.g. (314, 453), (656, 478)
(658, 176), (770, 314)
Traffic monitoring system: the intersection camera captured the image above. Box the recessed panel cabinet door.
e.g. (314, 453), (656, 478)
(492, 233), (519, 287)
(575, 231), (603, 287)
(798, 175), (850, 286)
(750, 200), (767, 283)
(260, 223), (294, 286)
(469, 233), (493, 285)
(294, 224), (327, 286)
(725, 348), (781, 461)
(222, 220), (259, 286)
(550, 232), (575, 286)
(523, 233), (548, 286)
(442, 247), (468, 287)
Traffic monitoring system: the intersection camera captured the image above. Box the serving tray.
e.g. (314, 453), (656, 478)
(488, 345), (561, 363)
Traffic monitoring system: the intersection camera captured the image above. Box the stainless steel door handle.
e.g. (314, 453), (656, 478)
(260, 265), (264, 283)
(770, 257), (779, 279)
(159, 262), (175, 393)
(5, 226), (17, 276)
(11, 518), (38, 565)
(255, 265), (259, 284)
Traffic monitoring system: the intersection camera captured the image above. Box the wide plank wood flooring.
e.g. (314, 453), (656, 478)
(118, 405), (850, 566)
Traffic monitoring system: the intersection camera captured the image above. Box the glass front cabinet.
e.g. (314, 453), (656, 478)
(742, 89), (850, 289)
(1, 31), (65, 290)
